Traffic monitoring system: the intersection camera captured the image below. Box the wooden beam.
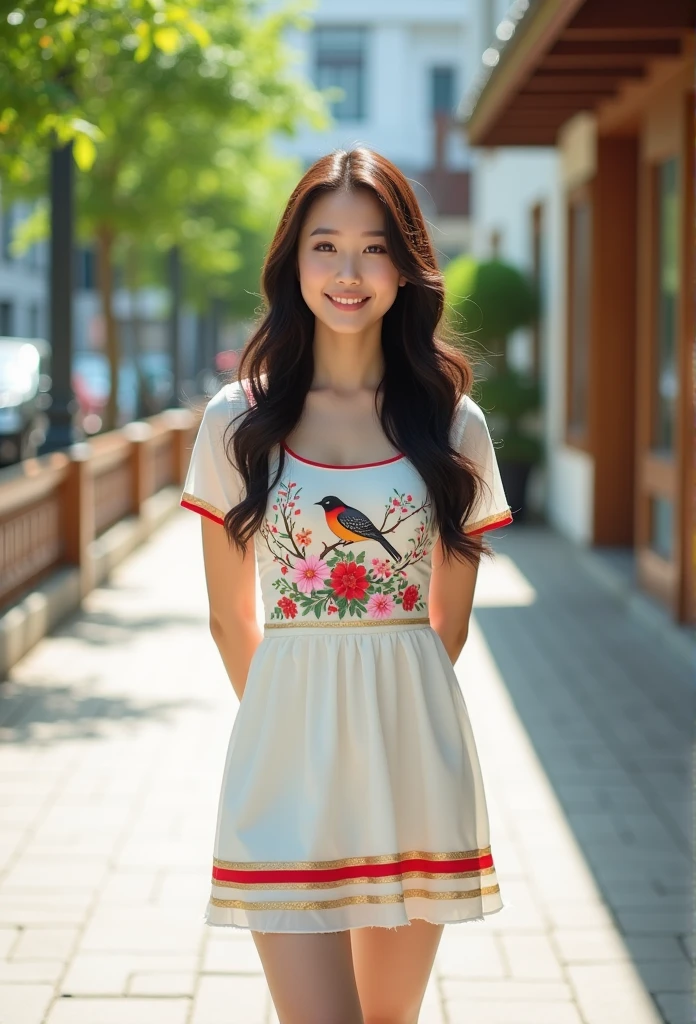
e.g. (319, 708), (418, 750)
(551, 38), (683, 56)
(541, 55), (660, 70)
(571, 0), (696, 30)
(563, 28), (691, 42)
(524, 75), (625, 92)
(465, 0), (587, 146)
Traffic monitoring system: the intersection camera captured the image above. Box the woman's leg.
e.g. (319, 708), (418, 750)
(350, 919), (444, 1024)
(251, 929), (365, 1024)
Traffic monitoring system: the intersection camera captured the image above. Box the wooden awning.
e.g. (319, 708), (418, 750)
(462, 0), (695, 146)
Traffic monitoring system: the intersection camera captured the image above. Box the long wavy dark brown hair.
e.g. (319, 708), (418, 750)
(223, 147), (488, 565)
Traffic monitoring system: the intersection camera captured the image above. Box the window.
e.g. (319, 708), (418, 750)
(1, 206), (14, 262)
(653, 157), (680, 454)
(28, 303), (39, 337)
(0, 302), (13, 336)
(314, 27), (367, 122)
(567, 189), (592, 440)
(431, 67), (456, 116)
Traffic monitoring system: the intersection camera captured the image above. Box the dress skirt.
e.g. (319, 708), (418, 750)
(205, 619), (504, 933)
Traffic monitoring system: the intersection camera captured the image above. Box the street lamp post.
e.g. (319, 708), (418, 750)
(41, 139), (77, 454)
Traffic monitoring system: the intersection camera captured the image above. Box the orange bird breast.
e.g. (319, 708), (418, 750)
(325, 507), (362, 543)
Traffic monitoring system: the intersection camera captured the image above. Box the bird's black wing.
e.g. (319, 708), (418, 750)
(336, 507), (382, 539)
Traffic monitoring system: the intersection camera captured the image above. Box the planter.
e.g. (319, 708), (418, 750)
(498, 460), (534, 522)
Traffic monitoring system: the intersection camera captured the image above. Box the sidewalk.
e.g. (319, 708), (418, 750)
(0, 514), (692, 1024)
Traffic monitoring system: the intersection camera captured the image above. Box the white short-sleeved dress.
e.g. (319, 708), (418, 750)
(181, 379), (513, 934)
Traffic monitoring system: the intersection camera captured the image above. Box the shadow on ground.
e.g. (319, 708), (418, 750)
(475, 524), (694, 1012)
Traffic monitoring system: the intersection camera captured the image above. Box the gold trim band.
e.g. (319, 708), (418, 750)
(210, 884), (500, 912)
(264, 616), (431, 630)
(213, 847), (492, 870)
(181, 492), (225, 521)
(464, 508), (513, 534)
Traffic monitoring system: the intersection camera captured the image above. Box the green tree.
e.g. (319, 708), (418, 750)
(0, 1), (325, 428)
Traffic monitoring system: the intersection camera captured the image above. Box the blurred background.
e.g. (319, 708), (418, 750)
(0, 3), (694, 1023)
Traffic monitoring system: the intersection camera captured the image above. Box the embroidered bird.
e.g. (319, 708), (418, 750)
(315, 495), (401, 562)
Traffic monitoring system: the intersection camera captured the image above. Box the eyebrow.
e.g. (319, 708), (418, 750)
(309, 227), (386, 237)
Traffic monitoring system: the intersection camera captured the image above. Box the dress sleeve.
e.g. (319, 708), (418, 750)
(180, 381), (250, 524)
(452, 394), (514, 536)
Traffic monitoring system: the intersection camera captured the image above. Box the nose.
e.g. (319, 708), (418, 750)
(335, 254), (361, 286)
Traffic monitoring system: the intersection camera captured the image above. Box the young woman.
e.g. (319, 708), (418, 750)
(180, 147), (512, 1024)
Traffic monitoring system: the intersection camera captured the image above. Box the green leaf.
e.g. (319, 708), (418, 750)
(314, 603), (322, 619)
(153, 26), (181, 54)
(355, 551), (365, 564)
(73, 133), (96, 171)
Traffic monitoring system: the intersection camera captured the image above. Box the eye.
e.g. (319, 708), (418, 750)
(314, 242), (336, 252)
(365, 244), (387, 254)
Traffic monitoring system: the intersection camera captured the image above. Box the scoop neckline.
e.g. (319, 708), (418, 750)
(282, 442), (405, 470)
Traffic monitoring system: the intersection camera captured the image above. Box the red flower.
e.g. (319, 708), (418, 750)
(392, 498), (400, 506)
(272, 504), (278, 510)
(277, 596), (297, 619)
(280, 566), (288, 574)
(330, 561), (369, 601)
(288, 501), (295, 507)
(406, 494), (412, 501)
(294, 509), (301, 515)
(402, 584), (419, 611)
(279, 491), (287, 496)
(328, 604), (338, 614)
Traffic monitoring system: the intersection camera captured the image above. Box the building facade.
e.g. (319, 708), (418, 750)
(463, 0), (695, 625)
(277, 0), (475, 260)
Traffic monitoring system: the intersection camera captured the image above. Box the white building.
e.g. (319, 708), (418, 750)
(277, 0), (476, 261)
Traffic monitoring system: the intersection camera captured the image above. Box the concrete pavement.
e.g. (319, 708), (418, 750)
(0, 513), (692, 1024)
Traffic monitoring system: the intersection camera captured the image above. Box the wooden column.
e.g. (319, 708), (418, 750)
(589, 135), (639, 545)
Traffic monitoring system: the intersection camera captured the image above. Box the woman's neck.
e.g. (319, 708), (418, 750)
(310, 318), (384, 393)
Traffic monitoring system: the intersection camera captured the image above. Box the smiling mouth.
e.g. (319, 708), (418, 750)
(325, 294), (370, 310)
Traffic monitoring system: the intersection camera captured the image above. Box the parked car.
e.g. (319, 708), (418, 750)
(0, 337), (51, 466)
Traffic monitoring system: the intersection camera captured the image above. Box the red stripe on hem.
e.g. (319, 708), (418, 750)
(180, 499), (225, 525)
(282, 442), (405, 470)
(467, 513), (514, 536)
(212, 854), (494, 885)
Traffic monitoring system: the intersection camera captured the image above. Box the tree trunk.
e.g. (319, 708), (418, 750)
(96, 225), (119, 432)
(124, 241), (150, 419)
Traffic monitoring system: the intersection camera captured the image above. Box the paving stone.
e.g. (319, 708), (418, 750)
(0, 983), (55, 1024)
(434, 931), (506, 979)
(61, 952), (199, 996)
(45, 997), (191, 1023)
(11, 926), (78, 960)
(567, 963), (669, 1024)
(0, 958), (64, 982)
(202, 935), (265, 973)
(653, 992), (695, 1024)
(500, 933), (564, 979)
(191, 975), (269, 1024)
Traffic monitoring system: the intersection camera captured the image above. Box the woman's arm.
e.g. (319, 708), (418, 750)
(428, 535), (483, 664)
(201, 517), (263, 702)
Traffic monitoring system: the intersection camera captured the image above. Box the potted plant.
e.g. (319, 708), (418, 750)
(443, 255), (542, 520)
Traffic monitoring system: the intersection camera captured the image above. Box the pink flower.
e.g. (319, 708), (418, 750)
(292, 555), (330, 594)
(401, 507), (408, 513)
(392, 498), (400, 506)
(272, 504), (278, 510)
(367, 592), (395, 619)
(406, 494), (412, 501)
(288, 501), (295, 507)
(371, 558), (392, 580)
(296, 529), (312, 546)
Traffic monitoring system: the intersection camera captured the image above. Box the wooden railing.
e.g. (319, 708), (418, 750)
(0, 406), (202, 612)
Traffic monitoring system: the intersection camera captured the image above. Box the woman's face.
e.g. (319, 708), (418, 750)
(297, 187), (406, 335)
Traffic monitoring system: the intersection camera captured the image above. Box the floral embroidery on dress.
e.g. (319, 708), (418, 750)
(259, 478), (433, 621)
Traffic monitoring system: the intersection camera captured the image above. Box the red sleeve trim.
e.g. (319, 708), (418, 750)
(465, 510), (514, 536)
(180, 498), (225, 525)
